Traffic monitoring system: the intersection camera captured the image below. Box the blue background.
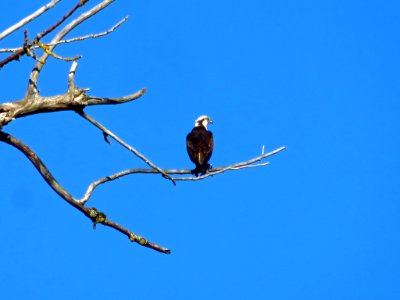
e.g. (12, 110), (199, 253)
(1, 1), (399, 299)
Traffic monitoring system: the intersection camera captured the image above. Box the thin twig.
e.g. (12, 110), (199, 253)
(0, 0), (61, 41)
(38, 0), (89, 41)
(0, 16), (128, 53)
(46, 16), (128, 46)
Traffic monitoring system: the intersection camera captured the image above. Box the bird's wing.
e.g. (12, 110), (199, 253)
(203, 131), (214, 162)
(186, 132), (198, 164)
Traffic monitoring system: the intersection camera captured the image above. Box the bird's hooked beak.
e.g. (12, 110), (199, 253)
(205, 118), (213, 128)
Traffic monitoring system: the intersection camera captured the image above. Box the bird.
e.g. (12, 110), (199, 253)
(186, 115), (214, 176)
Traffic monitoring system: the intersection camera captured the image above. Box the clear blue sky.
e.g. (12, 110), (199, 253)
(1, 1), (399, 299)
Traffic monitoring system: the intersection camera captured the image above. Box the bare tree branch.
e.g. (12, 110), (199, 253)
(36, 40), (82, 62)
(85, 90), (148, 105)
(0, 0), (88, 70)
(68, 61), (79, 93)
(0, 0), (61, 41)
(173, 146), (285, 181)
(0, 128), (284, 255)
(0, 62), (145, 128)
(0, 87), (146, 128)
(67, 63), (175, 184)
(28, 0), (112, 96)
(79, 146), (285, 204)
(0, 131), (80, 208)
(77, 110), (176, 185)
(0, 130), (171, 254)
(0, 16), (128, 54)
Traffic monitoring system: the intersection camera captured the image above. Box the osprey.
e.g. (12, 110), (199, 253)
(186, 115), (214, 176)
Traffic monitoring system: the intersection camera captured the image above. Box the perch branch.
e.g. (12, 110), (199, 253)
(0, 0), (61, 41)
(77, 110), (176, 185)
(173, 146), (286, 181)
(0, 130), (170, 254)
(79, 146), (286, 204)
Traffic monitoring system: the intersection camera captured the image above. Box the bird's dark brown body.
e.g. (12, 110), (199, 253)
(186, 118), (214, 176)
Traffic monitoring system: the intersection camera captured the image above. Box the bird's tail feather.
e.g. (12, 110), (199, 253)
(197, 153), (205, 165)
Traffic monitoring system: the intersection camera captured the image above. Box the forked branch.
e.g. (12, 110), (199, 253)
(0, 62), (145, 128)
(0, 129), (284, 255)
(28, 0), (114, 96)
(0, 131), (171, 254)
(79, 146), (286, 204)
(77, 111), (176, 184)
(0, 17), (128, 54)
(0, 0), (89, 69)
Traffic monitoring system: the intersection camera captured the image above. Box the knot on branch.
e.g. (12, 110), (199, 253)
(129, 233), (147, 245)
(22, 30), (81, 64)
(70, 89), (88, 108)
(0, 113), (14, 129)
(87, 207), (107, 229)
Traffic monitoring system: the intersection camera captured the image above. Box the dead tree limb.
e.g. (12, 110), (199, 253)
(0, 130), (171, 254)
(0, 62), (146, 127)
(0, 126), (284, 255)
(0, 0), (61, 41)
(79, 146), (286, 204)
(0, 1), (285, 254)
(28, 0), (114, 96)
(77, 110), (176, 184)
(0, 17), (128, 53)
(0, 0), (89, 69)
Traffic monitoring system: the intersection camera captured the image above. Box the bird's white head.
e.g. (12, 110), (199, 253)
(194, 115), (213, 129)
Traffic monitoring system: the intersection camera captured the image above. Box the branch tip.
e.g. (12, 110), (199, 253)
(68, 61), (79, 92)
